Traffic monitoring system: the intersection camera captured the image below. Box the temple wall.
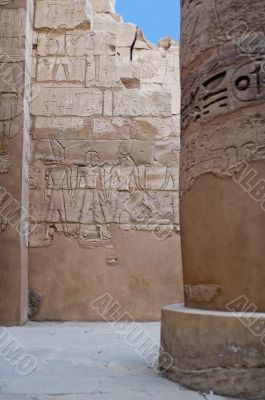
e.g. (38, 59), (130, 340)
(27, 0), (182, 320)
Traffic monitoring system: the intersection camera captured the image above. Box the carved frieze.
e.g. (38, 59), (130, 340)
(181, 114), (265, 193)
(181, 0), (265, 69)
(29, 0), (181, 249)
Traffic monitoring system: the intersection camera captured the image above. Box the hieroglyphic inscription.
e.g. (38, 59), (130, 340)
(182, 59), (265, 128)
(0, 7), (27, 174)
(30, 0), (180, 248)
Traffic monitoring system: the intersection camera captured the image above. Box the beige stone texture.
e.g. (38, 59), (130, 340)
(161, 305), (265, 400)
(0, 0), (33, 325)
(179, 0), (265, 312)
(24, 0), (182, 321)
(31, 88), (103, 116)
(90, 0), (115, 14)
(34, 0), (92, 30)
(0, 0), (181, 324)
(161, 1), (265, 398)
(29, 229), (183, 321)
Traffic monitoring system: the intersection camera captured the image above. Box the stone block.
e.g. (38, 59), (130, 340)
(31, 88), (103, 117)
(36, 57), (86, 83)
(34, 0), (92, 30)
(114, 90), (172, 117)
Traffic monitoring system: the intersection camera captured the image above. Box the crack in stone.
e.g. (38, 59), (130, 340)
(130, 27), (138, 61)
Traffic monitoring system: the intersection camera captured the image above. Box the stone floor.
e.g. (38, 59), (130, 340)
(0, 322), (238, 400)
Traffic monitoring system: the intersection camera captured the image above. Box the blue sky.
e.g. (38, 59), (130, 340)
(115, 0), (180, 44)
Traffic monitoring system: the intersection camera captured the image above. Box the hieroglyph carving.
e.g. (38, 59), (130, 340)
(0, 6), (27, 174)
(31, 88), (103, 117)
(30, 0), (180, 247)
(182, 59), (265, 128)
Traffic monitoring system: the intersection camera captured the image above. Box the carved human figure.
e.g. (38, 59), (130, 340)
(77, 151), (114, 243)
(45, 166), (70, 238)
(43, 35), (72, 82)
(44, 136), (71, 238)
(91, 32), (104, 82)
(90, 31), (117, 86)
(77, 151), (101, 228)
(160, 144), (179, 190)
(160, 166), (178, 190)
(0, 95), (19, 171)
(115, 142), (143, 189)
(47, 4), (60, 27)
(0, 121), (12, 154)
(52, 56), (70, 81)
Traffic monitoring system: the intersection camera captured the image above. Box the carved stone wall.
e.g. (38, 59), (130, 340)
(27, 0), (182, 320)
(0, 0), (33, 325)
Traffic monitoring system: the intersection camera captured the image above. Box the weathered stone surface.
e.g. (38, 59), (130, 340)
(161, 305), (265, 400)
(114, 90), (172, 117)
(93, 14), (135, 49)
(33, 117), (92, 140)
(28, 288), (44, 319)
(184, 284), (221, 304)
(90, 0), (115, 13)
(36, 57), (86, 83)
(161, 1), (265, 399)
(31, 88), (103, 116)
(0, 0), (32, 325)
(0, 0), (182, 323)
(92, 117), (132, 139)
(28, 0), (181, 320)
(34, 0), (92, 30)
(0, 8), (26, 37)
(179, 0), (265, 312)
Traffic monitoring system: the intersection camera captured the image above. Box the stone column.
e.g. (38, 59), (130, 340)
(161, 1), (265, 398)
(0, 0), (33, 325)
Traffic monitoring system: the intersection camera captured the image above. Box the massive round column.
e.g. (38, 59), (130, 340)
(180, 0), (265, 312)
(160, 1), (265, 398)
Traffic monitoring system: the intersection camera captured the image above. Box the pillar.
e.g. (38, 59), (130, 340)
(161, 1), (265, 398)
(0, 0), (33, 325)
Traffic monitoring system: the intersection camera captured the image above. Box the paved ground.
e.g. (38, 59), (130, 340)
(0, 322), (237, 400)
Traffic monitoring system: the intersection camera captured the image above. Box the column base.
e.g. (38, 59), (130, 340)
(160, 304), (265, 400)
